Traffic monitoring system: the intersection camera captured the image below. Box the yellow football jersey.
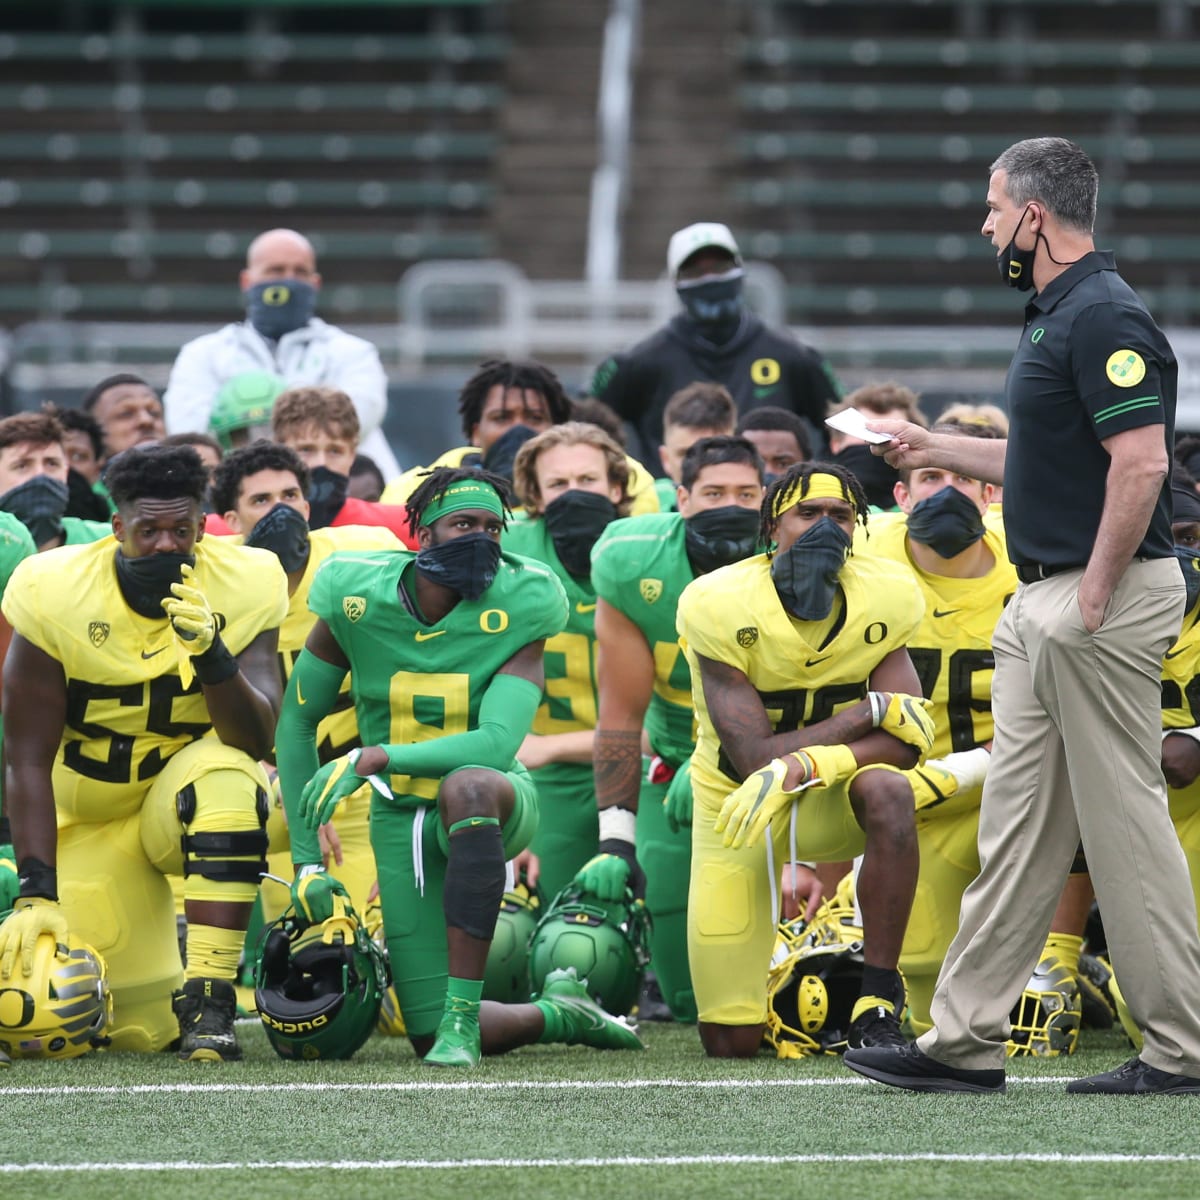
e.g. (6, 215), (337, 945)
(677, 551), (924, 794)
(262, 525), (401, 760)
(1163, 603), (1200, 730)
(3, 536), (288, 822)
(861, 515), (1015, 758)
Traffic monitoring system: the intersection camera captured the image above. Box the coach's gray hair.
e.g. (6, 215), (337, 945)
(990, 138), (1098, 233)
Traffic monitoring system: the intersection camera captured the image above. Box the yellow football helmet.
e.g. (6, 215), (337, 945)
(0, 933), (112, 1060)
(1007, 953), (1081, 1057)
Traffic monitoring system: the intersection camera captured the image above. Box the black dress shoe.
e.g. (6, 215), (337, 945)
(1066, 1056), (1200, 1095)
(843, 1042), (1006, 1094)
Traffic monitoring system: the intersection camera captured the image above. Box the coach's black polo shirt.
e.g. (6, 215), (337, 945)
(1003, 250), (1177, 567)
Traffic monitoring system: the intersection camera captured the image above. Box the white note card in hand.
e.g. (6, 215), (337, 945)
(824, 407), (897, 445)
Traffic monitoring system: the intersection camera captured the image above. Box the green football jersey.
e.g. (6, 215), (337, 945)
(309, 548), (569, 801)
(503, 518), (600, 737)
(0, 511), (36, 594)
(590, 512), (696, 767)
(62, 517), (112, 545)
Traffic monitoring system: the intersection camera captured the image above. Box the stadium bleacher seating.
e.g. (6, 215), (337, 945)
(0, 2), (506, 324)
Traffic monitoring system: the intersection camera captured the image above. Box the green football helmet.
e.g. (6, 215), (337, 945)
(527, 883), (651, 1017)
(254, 895), (388, 1061)
(483, 881), (542, 1004)
(0, 932), (112, 1060)
(209, 370), (287, 449)
(1006, 953), (1081, 1057)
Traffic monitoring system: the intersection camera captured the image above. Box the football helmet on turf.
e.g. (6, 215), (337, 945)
(1006, 954), (1081, 1057)
(527, 883), (651, 1017)
(254, 896), (388, 1060)
(483, 881), (541, 1004)
(0, 934), (111, 1060)
(765, 918), (868, 1058)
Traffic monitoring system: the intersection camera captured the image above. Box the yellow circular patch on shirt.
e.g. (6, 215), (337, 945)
(1105, 349), (1146, 387)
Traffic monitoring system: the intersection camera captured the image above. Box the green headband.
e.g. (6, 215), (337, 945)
(420, 479), (505, 527)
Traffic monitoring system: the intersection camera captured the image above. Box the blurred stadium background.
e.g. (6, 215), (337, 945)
(2, 0), (1199, 467)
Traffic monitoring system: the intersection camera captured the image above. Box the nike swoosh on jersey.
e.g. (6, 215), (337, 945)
(932, 608), (961, 618)
(415, 629), (446, 641)
(805, 655), (832, 667)
(576, 602), (597, 614)
(141, 647), (167, 659)
(296, 680), (307, 705)
(1165, 647), (1187, 659)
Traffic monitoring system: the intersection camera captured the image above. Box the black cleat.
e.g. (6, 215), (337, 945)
(1066, 1056), (1200, 1095)
(172, 978), (242, 1063)
(844, 1042), (1006, 1094)
(847, 1000), (908, 1050)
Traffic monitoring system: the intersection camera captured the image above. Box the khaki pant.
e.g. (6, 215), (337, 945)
(921, 558), (1200, 1075)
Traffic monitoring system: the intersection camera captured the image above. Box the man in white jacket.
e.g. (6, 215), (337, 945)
(163, 228), (399, 479)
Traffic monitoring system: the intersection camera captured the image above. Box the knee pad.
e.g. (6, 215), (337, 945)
(177, 774), (270, 903)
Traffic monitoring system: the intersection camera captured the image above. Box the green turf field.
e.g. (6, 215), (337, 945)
(3, 1023), (1199, 1200)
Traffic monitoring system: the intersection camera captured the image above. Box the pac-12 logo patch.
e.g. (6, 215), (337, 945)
(88, 621), (110, 646)
(736, 627), (759, 647)
(1106, 349), (1146, 387)
(639, 578), (662, 604)
(343, 596), (367, 622)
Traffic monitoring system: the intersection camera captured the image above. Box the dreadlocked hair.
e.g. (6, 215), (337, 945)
(457, 359), (572, 442)
(404, 465), (514, 539)
(760, 461), (870, 552)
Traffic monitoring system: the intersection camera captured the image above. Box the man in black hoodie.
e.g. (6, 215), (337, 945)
(590, 223), (841, 476)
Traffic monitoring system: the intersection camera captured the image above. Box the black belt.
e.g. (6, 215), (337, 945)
(1015, 562), (1086, 584)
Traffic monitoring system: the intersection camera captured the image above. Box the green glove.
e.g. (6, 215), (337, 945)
(573, 853), (631, 903)
(300, 750), (369, 829)
(874, 692), (937, 756)
(291, 865), (350, 926)
(0, 848), (17, 918)
(663, 761), (694, 835)
(0, 897), (69, 978)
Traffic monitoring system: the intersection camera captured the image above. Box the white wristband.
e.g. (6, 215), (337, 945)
(929, 745), (992, 791)
(868, 692), (888, 727)
(598, 806), (637, 846)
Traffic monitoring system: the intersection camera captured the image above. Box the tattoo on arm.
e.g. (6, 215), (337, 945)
(594, 729), (644, 812)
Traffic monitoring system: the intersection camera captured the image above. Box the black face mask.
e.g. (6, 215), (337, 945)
(906, 485), (987, 560)
(543, 490), (618, 578)
(114, 550), (195, 620)
(684, 505), (761, 576)
(0, 475), (69, 547)
(244, 279), (317, 339)
(771, 516), (852, 621)
(415, 531), (502, 601)
(307, 466), (348, 529)
(998, 205), (1037, 292)
(244, 503), (311, 574)
(66, 468), (112, 523)
(1176, 546), (1200, 613)
(830, 444), (899, 511)
(676, 268), (745, 340)
(482, 424), (539, 483)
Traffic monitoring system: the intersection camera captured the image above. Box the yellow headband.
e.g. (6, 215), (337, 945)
(771, 471), (855, 519)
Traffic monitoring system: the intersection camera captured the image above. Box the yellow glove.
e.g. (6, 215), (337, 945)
(0, 897), (69, 978)
(908, 762), (961, 811)
(875, 692), (937, 756)
(162, 564), (218, 688)
(715, 744), (858, 849)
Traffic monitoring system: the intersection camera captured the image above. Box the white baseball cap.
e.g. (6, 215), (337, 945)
(666, 222), (742, 279)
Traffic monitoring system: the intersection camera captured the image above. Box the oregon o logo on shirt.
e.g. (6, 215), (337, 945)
(1105, 349), (1146, 388)
(750, 358), (781, 386)
(479, 609), (509, 633)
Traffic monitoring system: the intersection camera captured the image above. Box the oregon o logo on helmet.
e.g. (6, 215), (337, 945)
(263, 285), (291, 307)
(751, 358), (781, 386)
(0, 987), (35, 1028)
